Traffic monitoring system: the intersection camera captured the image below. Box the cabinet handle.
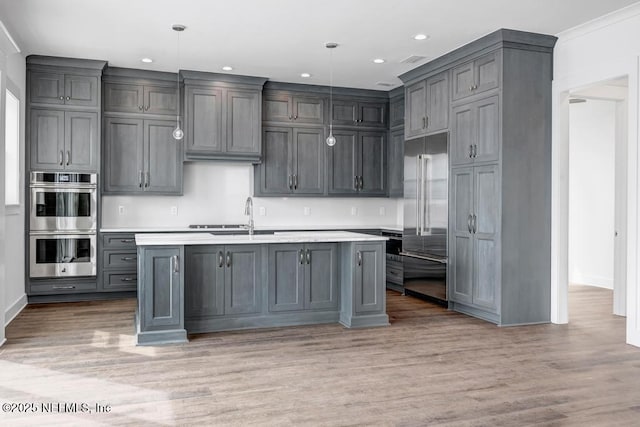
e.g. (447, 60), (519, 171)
(120, 277), (134, 282)
(226, 251), (231, 268)
(289, 115), (293, 120)
(299, 249), (305, 265)
(473, 84), (478, 90)
(359, 176), (364, 190)
(65, 150), (70, 166)
(472, 214), (477, 234)
(422, 117), (426, 129)
(144, 105), (150, 111)
(294, 174), (298, 190)
(218, 251), (224, 268)
(467, 214), (473, 234)
(59, 96), (64, 101)
(138, 105), (143, 111)
(121, 256), (135, 261)
(357, 251), (362, 266)
(120, 239), (134, 243)
(425, 116), (429, 129)
(138, 170), (143, 188)
(293, 115), (298, 120)
(354, 175), (358, 190)
(59, 150), (64, 166)
(145, 172), (150, 188)
(469, 145), (473, 158)
(288, 175), (293, 190)
(472, 144), (477, 158)
(65, 96), (70, 101)
(306, 249), (311, 265)
(173, 255), (180, 273)
(53, 285), (76, 290)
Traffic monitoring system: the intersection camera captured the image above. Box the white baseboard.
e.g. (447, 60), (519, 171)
(5, 293), (27, 326)
(571, 274), (614, 290)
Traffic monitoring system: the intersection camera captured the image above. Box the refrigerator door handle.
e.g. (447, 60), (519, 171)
(415, 156), (422, 236)
(418, 154), (430, 236)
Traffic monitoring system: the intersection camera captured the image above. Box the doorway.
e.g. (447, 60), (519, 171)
(568, 77), (628, 319)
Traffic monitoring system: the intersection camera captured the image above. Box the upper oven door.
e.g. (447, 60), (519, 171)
(30, 187), (97, 231)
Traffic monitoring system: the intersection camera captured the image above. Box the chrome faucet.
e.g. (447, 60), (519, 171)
(244, 197), (254, 235)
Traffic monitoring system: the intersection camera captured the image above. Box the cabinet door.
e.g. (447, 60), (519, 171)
(185, 86), (223, 154)
(29, 72), (64, 105)
(327, 129), (358, 194)
(358, 101), (386, 127)
(359, 131), (386, 195)
(65, 111), (98, 171)
(450, 103), (474, 167)
(472, 165), (500, 312)
(140, 246), (182, 330)
(293, 96), (324, 124)
(268, 244), (305, 312)
(30, 109), (65, 171)
(451, 61), (475, 101)
(353, 243), (384, 314)
(425, 71), (449, 133)
(257, 127), (292, 195)
(224, 245), (262, 315)
(474, 96), (500, 163)
(389, 96), (405, 128)
(64, 74), (98, 107)
(226, 89), (261, 155)
(292, 127), (324, 194)
(185, 246), (225, 318)
(305, 243), (338, 310)
(104, 83), (144, 113)
(388, 128), (404, 197)
(330, 99), (357, 126)
(144, 120), (183, 194)
(449, 167), (473, 304)
(405, 80), (426, 139)
(474, 52), (500, 95)
(103, 117), (144, 193)
(144, 85), (178, 116)
(263, 93), (293, 122)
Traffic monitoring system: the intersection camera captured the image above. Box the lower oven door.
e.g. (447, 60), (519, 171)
(30, 233), (97, 278)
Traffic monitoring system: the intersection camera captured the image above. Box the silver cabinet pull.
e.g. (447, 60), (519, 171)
(120, 277), (134, 282)
(288, 115), (293, 120)
(354, 175), (358, 190)
(65, 150), (70, 166)
(218, 251), (224, 268)
(120, 256), (135, 261)
(144, 171), (150, 188)
(472, 144), (477, 158)
(359, 176), (364, 190)
(120, 239), (134, 243)
(467, 214), (472, 234)
(59, 96), (64, 101)
(472, 214), (477, 234)
(138, 105), (143, 111)
(293, 174), (298, 190)
(425, 116), (429, 129)
(138, 170), (143, 188)
(173, 255), (180, 273)
(53, 285), (75, 290)
(59, 150), (64, 166)
(357, 251), (362, 266)
(422, 116), (426, 129)
(144, 105), (150, 111)
(469, 145), (473, 158)
(65, 96), (70, 101)
(226, 251), (231, 268)
(293, 115), (298, 120)
(288, 175), (293, 190)
(299, 249), (305, 265)
(306, 249), (311, 264)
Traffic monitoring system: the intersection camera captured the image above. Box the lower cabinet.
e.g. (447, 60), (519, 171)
(268, 243), (338, 312)
(100, 232), (138, 292)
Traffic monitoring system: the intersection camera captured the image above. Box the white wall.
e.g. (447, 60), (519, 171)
(568, 99), (616, 289)
(552, 2), (640, 346)
(102, 162), (402, 229)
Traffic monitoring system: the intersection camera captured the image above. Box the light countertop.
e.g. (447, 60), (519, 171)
(135, 230), (388, 246)
(102, 224), (402, 233)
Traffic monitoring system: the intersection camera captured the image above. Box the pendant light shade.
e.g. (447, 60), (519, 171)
(326, 42), (338, 147)
(172, 24), (186, 141)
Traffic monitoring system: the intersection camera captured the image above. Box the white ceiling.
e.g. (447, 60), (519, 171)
(1, 0), (638, 90)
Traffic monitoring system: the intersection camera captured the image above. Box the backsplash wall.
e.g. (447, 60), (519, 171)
(102, 163), (402, 228)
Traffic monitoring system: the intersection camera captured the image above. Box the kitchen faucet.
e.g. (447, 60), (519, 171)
(244, 197), (254, 235)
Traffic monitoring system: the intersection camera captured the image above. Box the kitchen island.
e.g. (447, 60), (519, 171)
(134, 231), (388, 345)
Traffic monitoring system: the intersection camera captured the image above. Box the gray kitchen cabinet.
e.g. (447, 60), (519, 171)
(30, 109), (98, 171)
(255, 126), (324, 196)
(182, 71), (266, 161)
(103, 117), (182, 195)
(185, 245), (225, 318)
(451, 95), (500, 167)
(328, 130), (386, 196)
(268, 243), (338, 312)
(104, 82), (178, 116)
(100, 232), (137, 292)
(451, 51), (500, 102)
(449, 168), (473, 304)
(224, 245), (262, 315)
(331, 99), (386, 128)
(404, 71), (449, 140)
(388, 128), (404, 197)
(137, 246), (186, 345)
(263, 92), (325, 124)
(353, 243), (385, 314)
(30, 71), (99, 108)
(389, 94), (405, 129)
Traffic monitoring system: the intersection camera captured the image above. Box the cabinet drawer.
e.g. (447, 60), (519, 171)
(102, 272), (137, 291)
(29, 281), (98, 295)
(102, 233), (137, 249)
(386, 263), (403, 285)
(103, 250), (138, 269)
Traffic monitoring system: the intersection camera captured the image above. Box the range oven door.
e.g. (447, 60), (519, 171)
(29, 233), (97, 278)
(30, 187), (97, 231)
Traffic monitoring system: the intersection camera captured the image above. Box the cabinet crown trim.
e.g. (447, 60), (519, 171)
(27, 55), (107, 72)
(103, 67), (178, 84)
(181, 70), (267, 87)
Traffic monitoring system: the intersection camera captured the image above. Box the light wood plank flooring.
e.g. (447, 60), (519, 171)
(1, 285), (639, 426)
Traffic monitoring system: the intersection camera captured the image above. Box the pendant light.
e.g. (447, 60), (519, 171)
(172, 24), (186, 140)
(325, 42), (338, 147)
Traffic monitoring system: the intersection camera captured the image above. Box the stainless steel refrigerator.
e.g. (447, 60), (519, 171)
(402, 132), (448, 304)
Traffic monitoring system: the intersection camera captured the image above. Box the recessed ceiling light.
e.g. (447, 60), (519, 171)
(301, 73), (311, 78)
(141, 58), (153, 63)
(222, 66), (233, 71)
(373, 58), (385, 64)
(414, 34), (429, 40)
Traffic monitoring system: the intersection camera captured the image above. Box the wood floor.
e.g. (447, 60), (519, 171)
(1, 285), (639, 426)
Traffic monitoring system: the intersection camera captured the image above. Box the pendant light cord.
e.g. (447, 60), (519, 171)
(329, 47), (333, 135)
(176, 29), (180, 123)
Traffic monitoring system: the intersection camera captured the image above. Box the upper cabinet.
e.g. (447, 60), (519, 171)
(263, 92), (325, 125)
(404, 70), (449, 140)
(30, 72), (99, 108)
(330, 99), (386, 128)
(182, 71), (267, 162)
(389, 94), (405, 129)
(451, 51), (500, 102)
(104, 82), (178, 116)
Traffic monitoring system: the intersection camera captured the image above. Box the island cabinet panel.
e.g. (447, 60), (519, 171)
(306, 244), (339, 310)
(353, 243), (384, 314)
(185, 246), (225, 318)
(224, 245), (262, 315)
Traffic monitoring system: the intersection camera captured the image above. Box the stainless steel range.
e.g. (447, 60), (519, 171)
(29, 172), (97, 278)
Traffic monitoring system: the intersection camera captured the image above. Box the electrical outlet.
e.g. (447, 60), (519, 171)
(118, 206), (125, 215)
(170, 206), (178, 216)
(379, 207), (386, 216)
(303, 207), (311, 216)
(259, 207), (266, 216)
(351, 207), (358, 216)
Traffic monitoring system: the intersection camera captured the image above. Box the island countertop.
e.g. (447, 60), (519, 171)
(135, 230), (388, 246)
